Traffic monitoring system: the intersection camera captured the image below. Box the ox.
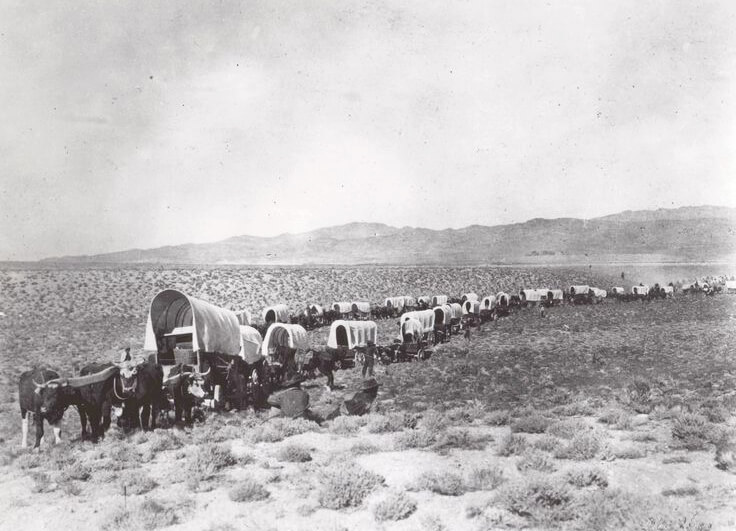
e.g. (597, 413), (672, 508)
(162, 364), (208, 424)
(19, 368), (65, 449)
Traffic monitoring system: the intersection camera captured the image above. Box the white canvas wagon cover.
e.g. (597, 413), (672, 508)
(417, 296), (432, 305)
(399, 318), (424, 341)
(461, 293), (479, 302)
(449, 303), (463, 319)
(262, 323), (308, 353)
(632, 285), (650, 295)
(547, 289), (564, 301)
(384, 297), (407, 309)
(234, 309), (252, 326)
(327, 320), (377, 349)
(333, 302), (352, 314)
(308, 304), (324, 316)
(262, 304), (290, 323)
(496, 292), (510, 306)
(400, 309), (435, 333)
(725, 280), (736, 292)
(352, 301), (371, 314)
(239, 325), (263, 364)
(590, 288), (607, 298)
(520, 289), (547, 302)
(481, 295), (496, 309)
(144, 289), (242, 356)
(463, 300), (480, 315)
(432, 295), (448, 306)
(569, 285), (590, 296)
(433, 305), (453, 326)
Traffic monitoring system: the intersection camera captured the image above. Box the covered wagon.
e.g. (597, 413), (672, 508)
(234, 309), (252, 326)
(262, 323), (309, 385)
(461, 293), (479, 303)
(351, 301), (371, 320)
(520, 289), (547, 306)
(631, 285), (649, 297)
(417, 296), (432, 308)
(143, 289), (262, 410)
(726, 280), (736, 294)
(262, 304), (290, 324)
(479, 295), (497, 322)
(462, 300), (480, 315)
(496, 292), (511, 316)
(327, 320), (378, 368)
(431, 295), (448, 307)
(333, 302), (353, 317)
(590, 288), (607, 303)
(569, 285), (591, 304)
(545, 289), (564, 306)
(400, 309), (435, 337)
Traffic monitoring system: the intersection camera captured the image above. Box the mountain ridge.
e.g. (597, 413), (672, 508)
(42, 206), (736, 265)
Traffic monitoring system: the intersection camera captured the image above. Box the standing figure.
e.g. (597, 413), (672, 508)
(363, 341), (376, 378)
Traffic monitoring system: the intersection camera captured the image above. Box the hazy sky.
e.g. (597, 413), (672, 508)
(1, 0), (734, 260)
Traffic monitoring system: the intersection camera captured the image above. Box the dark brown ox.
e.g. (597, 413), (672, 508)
(19, 368), (65, 449)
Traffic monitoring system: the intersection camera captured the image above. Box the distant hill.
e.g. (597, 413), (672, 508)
(42, 206), (736, 265)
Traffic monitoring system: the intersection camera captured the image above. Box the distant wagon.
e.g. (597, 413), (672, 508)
(545, 289), (564, 306)
(496, 292), (511, 316)
(143, 289), (262, 410)
(631, 285), (649, 297)
(327, 320), (378, 368)
(431, 295), (448, 307)
(417, 296), (432, 309)
(262, 304), (290, 325)
(590, 288), (607, 303)
(234, 308), (252, 326)
(461, 293), (479, 303)
(400, 309), (435, 340)
(660, 285), (674, 297)
(726, 280), (736, 294)
(462, 299), (480, 315)
(333, 302), (353, 318)
(480, 295), (497, 321)
(433, 305), (453, 330)
(568, 285), (591, 304)
(519, 288), (546, 306)
(262, 323), (309, 385)
(611, 287), (625, 296)
(351, 301), (371, 320)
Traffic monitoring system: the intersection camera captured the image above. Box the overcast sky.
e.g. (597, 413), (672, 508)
(1, 0), (734, 260)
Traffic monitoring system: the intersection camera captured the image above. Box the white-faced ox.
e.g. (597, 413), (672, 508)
(162, 364), (209, 424)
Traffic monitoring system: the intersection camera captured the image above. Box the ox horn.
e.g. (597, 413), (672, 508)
(162, 373), (183, 385)
(198, 367), (211, 377)
(33, 379), (47, 389)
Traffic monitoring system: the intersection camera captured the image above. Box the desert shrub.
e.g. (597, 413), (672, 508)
(482, 410), (510, 426)
(671, 413), (713, 451)
(433, 428), (490, 453)
(249, 417), (319, 443)
(418, 410), (449, 432)
(569, 488), (642, 530)
(277, 443), (312, 463)
(533, 434), (564, 453)
(106, 444), (142, 469)
(552, 401), (595, 417)
(410, 471), (466, 496)
(328, 416), (363, 435)
(546, 418), (590, 439)
(511, 414), (552, 434)
(565, 467), (608, 488)
(662, 455), (691, 464)
(350, 441), (379, 455)
(29, 471), (54, 493)
(699, 402), (730, 424)
(366, 412), (416, 433)
(445, 406), (473, 424)
(395, 429), (436, 450)
(624, 377), (656, 413)
(465, 464), (505, 491)
(662, 486), (699, 497)
(228, 478), (270, 502)
(714, 431), (736, 471)
(148, 430), (184, 452)
(497, 433), (528, 456)
(629, 512), (712, 531)
(516, 448), (556, 473)
(119, 472), (158, 495)
(317, 462), (384, 509)
(420, 514), (447, 531)
(555, 432), (601, 460)
(59, 461), (92, 482)
(372, 491), (417, 521)
(103, 498), (186, 530)
(15, 452), (42, 470)
(186, 443), (237, 484)
(629, 431), (658, 443)
(500, 475), (575, 524)
(614, 445), (646, 460)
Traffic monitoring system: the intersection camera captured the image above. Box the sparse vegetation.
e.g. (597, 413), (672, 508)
(372, 491), (417, 521)
(317, 462), (384, 509)
(228, 478), (270, 502)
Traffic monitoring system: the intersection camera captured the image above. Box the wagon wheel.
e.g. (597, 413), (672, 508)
(416, 348), (425, 361)
(355, 352), (365, 365)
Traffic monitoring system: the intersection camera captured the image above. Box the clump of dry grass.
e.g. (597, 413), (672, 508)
(350, 441), (380, 455)
(482, 410), (511, 426)
(249, 417), (320, 443)
(671, 413), (714, 451)
(533, 434), (564, 453)
(372, 491), (417, 521)
(228, 478), (270, 502)
(317, 461), (384, 509)
(662, 455), (691, 464)
(497, 433), (528, 456)
(552, 400), (595, 417)
(614, 445), (646, 460)
(662, 486), (699, 497)
(465, 464), (506, 491)
(410, 471), (466, 496)
(102, 497), (189, 530)
(554, 432), (601, 460)
(185, 443), (237, 489)
(432, 427), (491, 453)
(546, 418), (590, 439)
(119, 472), (158, 495)
(418, 410), (450, 432)
(395, 429), (437, 450)
(598, 408), (634, 430)
(511, 414), (552, 434)
(517, 448), (557, 473)
(277, 443), (312, 463)
(148, 430), (184, 452)
(366, 412), (418, 433)
(328, 416), (365, 435)
(565, 466), (608, 488)
(59, 461), (92, 482)
(569, 488), (642, 530)
(499, 475), (575, 525)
